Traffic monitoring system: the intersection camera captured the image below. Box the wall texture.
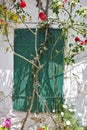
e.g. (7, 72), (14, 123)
(0, 0), (87, 126)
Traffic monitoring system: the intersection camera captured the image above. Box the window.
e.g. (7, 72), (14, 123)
(13, 28), (64, 112)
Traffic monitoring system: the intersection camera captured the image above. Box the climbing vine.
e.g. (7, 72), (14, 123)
(0, 0), (87, 130)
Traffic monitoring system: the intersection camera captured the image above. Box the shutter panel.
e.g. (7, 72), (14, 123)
(13, 28), (64, 112)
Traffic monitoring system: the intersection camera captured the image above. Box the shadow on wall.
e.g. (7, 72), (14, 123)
(75, 63), (87, 126)
(0, 70), (13, 117)
(64, 50), (87, 126)
(13, 57), (64, 112)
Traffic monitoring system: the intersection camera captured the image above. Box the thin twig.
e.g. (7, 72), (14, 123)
(19, 15), (35, 35)
(13, 52), (39, 69)
(36, 0), (45, 12)
(50, 31), (63, 63)
(21, 68), (40, 130)
(35, 26), (41, 67)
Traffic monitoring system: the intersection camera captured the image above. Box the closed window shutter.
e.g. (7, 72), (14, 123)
(13, 28), (64, 112)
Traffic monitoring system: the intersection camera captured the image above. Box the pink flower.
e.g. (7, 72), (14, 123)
(39, 11), (47, 21)
(64, 0), (68, 2)
(19, 0), (26, 8)
(2, 118), (11, 128)
(74, 36), (81, 42)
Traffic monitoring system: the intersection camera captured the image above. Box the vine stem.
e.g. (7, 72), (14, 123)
(21, 22), (41, 130)
(12, 2), (35, 35)
(19, 15), (35, 35)
(35, 26), (41, 67)
(21, 68), (40, 130)
(50, 31), (63, 63)
(13, 52), (39, 69)
(36, 91), (60, 129)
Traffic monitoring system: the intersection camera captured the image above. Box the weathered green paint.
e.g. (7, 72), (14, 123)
(13, 28), (64, 112)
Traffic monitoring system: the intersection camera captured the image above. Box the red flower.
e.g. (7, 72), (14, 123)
(84, 39), (87, 44)
(74, 36), (80, 42)
(39, 11), (47, 21)
(20, 0), (26, 8)
(80, 41), (84, 45)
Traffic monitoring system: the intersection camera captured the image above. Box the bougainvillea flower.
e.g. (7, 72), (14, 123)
(84, 39), (87, 44)
(20, 0), (26, 8)
(2, 118), (11, 128)
(39, 11), (47, 21)
(74, 36), (81, 42)
(80, 41), (84, 45)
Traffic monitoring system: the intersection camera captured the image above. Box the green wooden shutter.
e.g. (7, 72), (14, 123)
(13, 28), (64, 112)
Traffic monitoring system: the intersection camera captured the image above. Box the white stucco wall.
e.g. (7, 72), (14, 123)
(0, 0), (39, 117)
(0, 34), (13, 116)
(0, 0), (87, 126)
(64, 51), (87, 126)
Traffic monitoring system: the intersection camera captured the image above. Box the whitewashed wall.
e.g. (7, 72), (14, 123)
(0, 34), (13, 116)
(64, 48), (87, 126)
(0, 0), (39, 117)
(0, 0), (87, 126)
